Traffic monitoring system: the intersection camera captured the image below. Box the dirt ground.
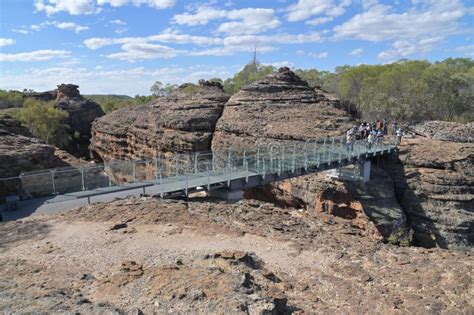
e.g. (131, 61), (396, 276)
(0, 197), (472, 314)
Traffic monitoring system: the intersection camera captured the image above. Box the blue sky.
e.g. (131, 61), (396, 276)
(1, 0), (473, 95)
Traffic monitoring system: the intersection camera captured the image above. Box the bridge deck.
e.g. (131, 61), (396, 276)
(1, 137), (398, 219)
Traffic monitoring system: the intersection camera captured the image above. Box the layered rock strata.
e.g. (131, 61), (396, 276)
(211, 67), (354, 150)
(90, 80), (229, 161)
(383, 125), (474, 249)
(244, 168), (411, 244)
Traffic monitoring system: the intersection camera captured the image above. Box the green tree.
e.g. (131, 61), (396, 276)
(0, 89), (24, 109)
(150, 81), (178, 97)
(223, 63), (275, 94)
(15, 98), (70, 147)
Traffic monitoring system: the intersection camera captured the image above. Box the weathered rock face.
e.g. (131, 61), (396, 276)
(212, 67), (354, 149)
(383, 122), (474, 249)
(244, 168), (411, 245)
(414, 120), (473, 143)
(90, 80), (229, 161)
(0, 113), (75, 199)
(52, 84), (104, 157)
(212, 68), (409, 242)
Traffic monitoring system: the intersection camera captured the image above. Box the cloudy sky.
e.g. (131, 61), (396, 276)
(0, 0), (473, 95)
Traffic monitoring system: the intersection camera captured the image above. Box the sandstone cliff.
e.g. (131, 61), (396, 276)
(212, 67), (354, 149)
(90, 80), (229, 161)
(383, 123), (474, 249)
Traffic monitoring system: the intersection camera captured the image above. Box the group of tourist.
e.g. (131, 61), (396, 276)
(345, 118), (404, 152)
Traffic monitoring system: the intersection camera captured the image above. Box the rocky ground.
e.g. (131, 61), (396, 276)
(1, 197), (472, 314)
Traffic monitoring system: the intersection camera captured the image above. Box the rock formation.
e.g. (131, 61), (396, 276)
(5, 84), (104, 158)
(52, 84), (104, 157)
(383, 122), (474, 249)
(90, 80), (229, 161)
(211, 67), (354, 149)
(211, 68), (409, 243)
(246, 168), (411, 244)
(0, 113), (78, 199)
(413, 120), (473, 143)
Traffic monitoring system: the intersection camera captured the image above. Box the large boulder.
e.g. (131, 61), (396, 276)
(90, 80), (229, 161)
(383, 121), (474, 249)
(212, 67), (354, 149)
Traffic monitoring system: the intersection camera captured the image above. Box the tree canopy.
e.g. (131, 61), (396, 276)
(223, 63), (275, 94)
(14, 98), (70, 147)
(315, 58), (474, 123)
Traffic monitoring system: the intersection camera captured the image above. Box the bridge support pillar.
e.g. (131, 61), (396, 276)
(208, 188), (243, 201)
(359, 160), (371, 183)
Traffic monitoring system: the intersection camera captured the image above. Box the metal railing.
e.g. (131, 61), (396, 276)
(0, 136), (398, 201)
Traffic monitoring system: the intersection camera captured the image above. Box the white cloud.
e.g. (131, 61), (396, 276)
(34, 0), (97, 15)
(287, 0), (351, 23)
(34, 0), (175, 15)
(308, 51), (328, 58)
(0, 65), (233, 95)
(84, 31), (224, 50)
(262, 61), (294, 68)
(12, 28), (30, 35)
(350, 48), (363, 57)
(173, 6), (281, 35)
(333, 0), (467, 59)
(84, 31), (324, 60)
(0, 49), (70, 62)
(333, 1), (465, 42)
(378, 36), (444, 60)
(54, 22), (89, 33)
(107, 43), (178, 61)
(454, 44), (474, 56)
(17, 21), (89, 34)
(110, 19), (127, 25)
(114, 27), (128, 34)
(98, 0), (175, 9)
(306, 16), (335, 26)
(0, 38), (15, 47)
(454, 44), (474, 51)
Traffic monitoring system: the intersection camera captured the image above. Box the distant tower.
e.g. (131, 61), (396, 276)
(252, 45), (258, 70)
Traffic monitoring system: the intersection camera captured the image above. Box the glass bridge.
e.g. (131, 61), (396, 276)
(0, 136), (398, 205)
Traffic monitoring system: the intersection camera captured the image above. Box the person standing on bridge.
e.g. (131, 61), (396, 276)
(392, 119), (398, 135)
(396, 128), (404, 144)
(367, 131), (375, 151)
(346, 130), (355, 152)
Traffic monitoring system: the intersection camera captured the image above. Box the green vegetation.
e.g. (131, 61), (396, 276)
(0, 89), (25, 109)
(14, 98), (70, 147)
(325, 58), (474, 122)
(179, 83), (200, 94)
(85, 94), (158, 113)
(223, 63), (275, 94)
(150, 81), (178, 96)
(226, 58), (473, 123)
